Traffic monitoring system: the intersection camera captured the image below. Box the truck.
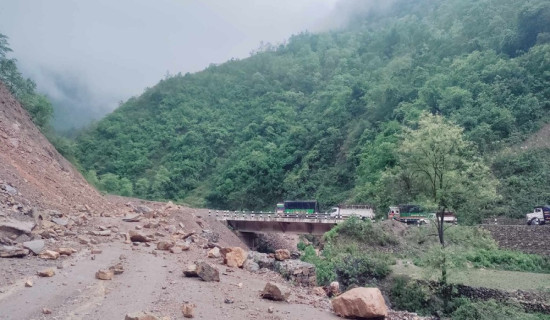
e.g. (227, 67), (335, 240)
(328, 204), (375, 219)
(389, 204), (457, 225)
(279, 200), (319, 214)
(526, 205), (550, 225)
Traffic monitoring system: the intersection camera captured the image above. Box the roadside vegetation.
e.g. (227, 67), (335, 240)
(299, 217), (550, 318)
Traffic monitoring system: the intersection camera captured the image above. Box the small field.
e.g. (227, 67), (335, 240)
(393, 259), (550, 293)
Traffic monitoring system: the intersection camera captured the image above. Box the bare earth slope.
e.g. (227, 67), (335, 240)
(0, 82), (106, 215)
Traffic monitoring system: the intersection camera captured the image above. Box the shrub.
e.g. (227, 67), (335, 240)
(390, 276), (432, 315)
(301, 245), (336, 285)
(464, 249), (550, 273)
(325, 216), (398, 246)
(334, 253), (392, 289)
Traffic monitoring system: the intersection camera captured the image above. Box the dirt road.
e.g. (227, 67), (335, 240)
(0, 239), (337, 320)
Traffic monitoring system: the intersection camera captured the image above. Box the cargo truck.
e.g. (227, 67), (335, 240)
(526, 205), (550, 225)
(328, 204), (375, 219)
(389, 204), (457, 225)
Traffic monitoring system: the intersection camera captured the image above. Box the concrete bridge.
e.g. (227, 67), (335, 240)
(213, 211), (344, 235)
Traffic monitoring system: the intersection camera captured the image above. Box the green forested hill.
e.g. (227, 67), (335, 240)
(75, 0), (550, 219)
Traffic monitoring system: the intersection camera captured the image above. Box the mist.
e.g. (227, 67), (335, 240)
(0, 0), (393, 131)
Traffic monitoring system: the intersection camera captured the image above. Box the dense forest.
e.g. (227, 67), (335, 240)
(74, 0), (550, 221)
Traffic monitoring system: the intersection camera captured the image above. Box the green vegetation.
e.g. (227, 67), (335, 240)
(301, 217), (397, 289)
(0, 33), (53, 130)
(73, 0), (550, 218)
(452, 299), (550, 320)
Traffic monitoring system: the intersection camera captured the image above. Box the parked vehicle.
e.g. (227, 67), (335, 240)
(392, 204), (434, 224)
(526, 205), (550, 225)
(282, 200), (319, 214)
(388, 204), (457, 225)
(436, 211), (458, 224)
(328, 204), (374, 219)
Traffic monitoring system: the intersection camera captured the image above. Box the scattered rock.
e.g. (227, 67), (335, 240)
(109, 263), (124, 274)
(274, 259), (316, 287)
(135, 205), (152, 214)
(129, 230), (150, 242)
(207, 247), (220, 258)
(312, 286), (327, 297)
(38, 268), (55, 277)
(268, 306), (274, 313)
(329, 281), (340, 297)
(196, 262), (220, 282)
(274, 249), (290, 261)
(51, 217), (68, 226)
(0, 245), (29, 258)
(243, 259), (260, 273)
(122, 214), (142, 222)
(331, 287), (387, 319)
(42, 308), (52, 314)
(183, 264), (198, 277)
(222, 247), (247, 268)
(25, 280), (33, 287)
(157, 241), (174, 251)
(179, 243), (190, 251)
(170, 246), (182, 254)
(95, 269), (114, 280)
(57, 247), (76, 256)
(77, 236), (90, 244)
(124, 312), (160, 320)
(91, 249), (102, 254)
(182, 303), (196, 318)
(22, 240), (44, 255)
(0, 218), (35, 234)
(39, 250), (60, 260)
(260, 282), (289, 301)
(90, 230), (111, 236)
(247, 251), (275, 269)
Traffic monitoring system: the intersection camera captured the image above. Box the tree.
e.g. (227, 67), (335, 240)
(389, 112), (498, 288)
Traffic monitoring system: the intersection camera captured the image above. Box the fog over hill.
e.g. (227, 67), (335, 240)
(0, 0), (346, 131)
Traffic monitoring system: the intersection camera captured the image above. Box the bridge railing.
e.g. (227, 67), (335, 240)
(208, 209), (344, 222)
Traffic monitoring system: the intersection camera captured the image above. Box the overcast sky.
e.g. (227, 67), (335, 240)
(0, 0), (346, 129)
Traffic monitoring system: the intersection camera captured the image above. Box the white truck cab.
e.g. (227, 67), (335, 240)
(526, 206), (550, 225)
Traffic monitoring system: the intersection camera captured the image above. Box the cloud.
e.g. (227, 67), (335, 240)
(0, 0), (342, 130)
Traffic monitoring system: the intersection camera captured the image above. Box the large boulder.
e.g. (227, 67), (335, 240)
(247, 251), (275, 269)
(242, 259), (260, 272)
(39, 250), (60, 260)
(183, 264), (198, 277)
(260, 282), (289, 301)
(0, 245), (29, 258)
(196, 262), (220, 282)
(274, 249), (290, 261)
(23, 240), (44, 255)
(222, 247), (248, 268)
(207, 247), (220, 258)
(331, 287), (387, 319)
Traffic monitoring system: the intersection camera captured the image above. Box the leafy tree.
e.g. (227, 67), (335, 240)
(391, 113), (498, 244)
(386, 113), (498, 292)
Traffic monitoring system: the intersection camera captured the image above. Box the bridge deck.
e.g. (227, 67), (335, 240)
(212, 212), (345, 234)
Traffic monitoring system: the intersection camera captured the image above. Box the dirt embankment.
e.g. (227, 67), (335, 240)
(0, 82), (107, 216)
